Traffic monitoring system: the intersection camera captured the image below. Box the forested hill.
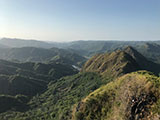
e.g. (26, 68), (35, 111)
(0, 59), (77, 96)
(0, 47), (86, 67)
(82, 46), (160, 78)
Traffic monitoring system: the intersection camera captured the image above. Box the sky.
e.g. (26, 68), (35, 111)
(0, 0), (160, 42)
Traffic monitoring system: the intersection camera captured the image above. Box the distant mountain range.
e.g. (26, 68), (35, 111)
(0, 38), (54, 48)
(1, 38), (160, 64)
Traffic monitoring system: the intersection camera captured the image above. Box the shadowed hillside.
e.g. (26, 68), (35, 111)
(124, 46), (160, 75)
(136, 43), (160, 64)
(0, 95), (29, 113)
(0, 59), (77, 96)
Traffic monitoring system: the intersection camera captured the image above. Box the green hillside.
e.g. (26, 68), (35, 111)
(0, 59), (77, 96)
(136, 43), (160, 64)
(0, 47), (86, 67)
(0, 60), (77, 78)
(0, 95), (28, 113)
(82, 46), (160, 77)
(0, 74), (47, 96)
(0, 72), (112, 120)
(82, 49), (140, 78)
(73, 71), (160, 120)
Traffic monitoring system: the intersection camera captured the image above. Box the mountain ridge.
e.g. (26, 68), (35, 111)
(0, 47), (86, 67)
(0, 38), (54, 48)
(73, 71), (160, 120)
(82, 46), (160, 78)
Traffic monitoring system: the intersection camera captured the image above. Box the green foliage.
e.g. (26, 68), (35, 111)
(0, 72), (112, 120)
(82, 46), (160, 78)
(82, 48), (140, 78)
(75, 112), (84, 120)
(152, 99), (160, 115)
(74, 71), (160, 120)
(28, 72), (107, 120)
(0, 59), (77, 96)
(0, 95), (28, 113)
(0, 46), (86, 67)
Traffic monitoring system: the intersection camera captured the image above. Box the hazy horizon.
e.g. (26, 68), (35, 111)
(1, 37), (160, 43)
(0, 0), (160, 42)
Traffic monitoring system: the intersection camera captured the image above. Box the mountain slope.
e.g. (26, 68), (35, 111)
(0, 47), (86, 67)
(57, 40), (160, 63)
(0, 95), (28, 113)
(82, 49), (140, 78)
(0, 72), (112, 120)
(73, 71), (160, 120)
(124, 46), (160, 74)
(0, 59), (77, 96)
(0, 74), (47, 96)
(82, 46), (160, 78)
(136, 43), (160, 64)
(62, 40), (147, 56)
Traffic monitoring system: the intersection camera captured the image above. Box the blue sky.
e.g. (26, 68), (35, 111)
(0, 0), (160, 41)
